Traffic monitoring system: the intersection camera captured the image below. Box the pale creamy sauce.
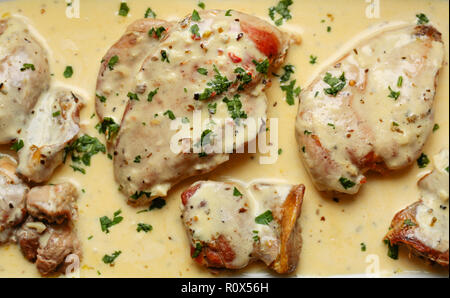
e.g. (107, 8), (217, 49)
(0, 0), (448, 277)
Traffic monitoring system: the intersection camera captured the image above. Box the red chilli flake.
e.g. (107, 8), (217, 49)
(228, 52), (242, 63)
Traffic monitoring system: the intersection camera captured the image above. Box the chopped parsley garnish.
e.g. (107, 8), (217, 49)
(403, 219), (417, 227)
(108, 55), (119, 70)
(63, 135), (106, 171)
(191, 9), (201, 21)
(223, 94), (247, 121)
(268, 0), (293, 26)
(252, 230), (260, 242)
(388, 86), (400, 100)
(225, 9), (232, 16)
(197, 68), (208, 75)
(70, 165), (85, 174)
(137, 223), (153, 233)
(323, 72), (346, 96)
(252, 59), (270, 75)
(255, 210), (274, 225)
(278, 148), (283, 155)
(416, 13), (429, 24)
(281, 79), (301, 105)
(127, 92), (139, 101)
(234, 67), (252, 90)
(195, 65), (232, 100)
(327, 26), (331, 32)
(309, 55), (318, 64)
(144, 7), (156, 18)
(327, 123), (335, 129)
(433, 123), (439, 132)
(63, 66), (73, 78)
(20, 63), (35, 71)
(147, 88), (158, 102)
(304, 130), (312, 135)
(417, 153), (430, 168)
(148, 26), (166, 39)
(190, 24), (200, 38)
(192, 242), (203, 258)
(397, 76), (403, 88)
(384, 239), (399, 260)
(95, 117), (120, 140)
(96, 93), (107, 103)
(131, 191), (151, 200)
(134, 155), (141, 163)
(100, 210), (123, 233)
(198, 2), (205, 9)
(10, 139), (24, 152)
(279, 64), (295, 82)
(161, 50), (170, 63)
(207, 102), (217, 114)
(149, 197), (166, 210)
(360, 243), (367, 252)
(52, 110), (61, 117)
(163, 110), (176, 120)
(118, 2), (129, 17)
(102, 251), (121, 264)
(233, 187), (243, 197)
(200, 129), (213, 147)
(339, 177), (356, 189)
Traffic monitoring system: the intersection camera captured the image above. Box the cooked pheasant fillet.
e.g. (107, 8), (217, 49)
(109, 10), (289, 204)
(181, 181), (304, 274)
(0, 17), (50, 144)
(385, 149), (449, 267)
(296, 25), (444, 194)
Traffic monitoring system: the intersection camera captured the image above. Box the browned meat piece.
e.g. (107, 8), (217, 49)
(181, 181), (305, 274)
(110, 10), (289, 205)
(26, 182), (78, 224)
(15, 216), (46, 261)
(35, 223), (81, 276)
(385, 149), (449, 268)
(0, 156), (28, 243)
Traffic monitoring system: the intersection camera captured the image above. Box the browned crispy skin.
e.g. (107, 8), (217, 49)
(384, 201), (449, 268)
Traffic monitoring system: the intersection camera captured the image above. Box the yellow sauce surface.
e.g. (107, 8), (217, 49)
(0, 0), (448, 277)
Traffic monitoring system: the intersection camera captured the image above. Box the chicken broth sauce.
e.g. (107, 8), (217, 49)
(0, 0), (448, 277)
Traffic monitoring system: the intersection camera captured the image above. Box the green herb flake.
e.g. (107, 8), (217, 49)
(255, 210), (274, 225)
(403, 219), (417, 227)
(207, 102), (217, 114)
(147, 88), (158, 102)
(52, 110), (61, 117)
(149, 197), (166, 210)
(360, 242), (367, 252)
(118, 2), (129, 17)
(384, 239), (399, 260)
(323, 72), (346, 96)
(278, 148), (283, 155)
(268, 0), (293, 26)
(70, 165), (86, 174)
(96, 93), (107, 103)
(131, 191), (151, 200)
(102, 250), (121, 264)
(108, 55), (119, 70)
(417, 153), (430, 168)
(397, 76), (403, 88)
(223, 94), (247, 121)
(279, 64), (294, 82)
(191, 9), (201, 21)
(433, 123), (439, 132)
(144, 7), (156, 18)
(233, 187), (243, 197)
(63, 66), (73, 78)
(416, 13), (429, 25)
(252, 230), (260, 242)
(137, 223), (153, 233)
(225, 9), (232, 16)
(252, 59), (270, 75)
(20, 63), (35, 71)
(190, 24), (200, 38)
(163, 110), (176, 120)
(161, 50), (170, 63)
(339, 177), (356, 189)
(197, 68), (208, 75)
(388, 86), (400, 100)
(148, 26), (166, 39)
(309, 55), (318, 64)
(281, 79), (301, 105)
(127, 92), (139, 101)
(192, 242), (203, 258)
(95, 117), (120, 140)
(134, 155), (141, 163)
(195, 65), (232, 100)
(99, 209), (123, 233)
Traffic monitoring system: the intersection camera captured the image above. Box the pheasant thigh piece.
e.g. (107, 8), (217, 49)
(96, 10), (290, 204)
(181, 181), (305, 274)
(296, 25), (444, 194)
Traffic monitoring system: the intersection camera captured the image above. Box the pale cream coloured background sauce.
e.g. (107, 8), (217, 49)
(0, 0), (448, 277)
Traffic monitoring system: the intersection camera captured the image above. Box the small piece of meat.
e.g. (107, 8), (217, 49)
(296, 25), (445, 194)
(17, 89), (84, 183)
(0, 18), (50, 144)
(0, 156), (28, 244)
(26, 182), (78, 224)
(181, 180), (305, 274)
(113, 10), (289, 204)
(385, 149), (449, 267)
(35, 223), (81, 276)
(16, 216), (47, 261)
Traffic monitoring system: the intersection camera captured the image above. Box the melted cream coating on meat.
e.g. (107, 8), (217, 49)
(181, 181), (304, 273)
(112, 10), (288, 203)
(296, 25), (445, 194)
(0, 18), (50, 144)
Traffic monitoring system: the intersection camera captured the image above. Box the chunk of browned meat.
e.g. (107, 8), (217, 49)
(15, 216), (47, 261)
(181, 181), (304, 274)
(26, 182), (78, 224)
(35, 223), (81, 276)
(0, 156), (28, 243)
(385, 149), (449, 267)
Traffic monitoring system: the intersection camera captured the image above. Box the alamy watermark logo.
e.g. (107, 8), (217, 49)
(65, 0), (80, 19)
(365, 0), (380, 19)
(64, 253), (80, 278)
(170, 111), (279, 164)
(365, 254), (381, 277)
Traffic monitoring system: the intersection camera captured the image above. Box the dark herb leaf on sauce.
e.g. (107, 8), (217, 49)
(255, 210), (274, 225)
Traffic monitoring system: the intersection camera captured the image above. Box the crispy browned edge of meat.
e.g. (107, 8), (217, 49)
(384, 201), (449, 268)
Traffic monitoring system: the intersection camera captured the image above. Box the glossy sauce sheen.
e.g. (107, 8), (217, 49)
(0, 0), (448, 277)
